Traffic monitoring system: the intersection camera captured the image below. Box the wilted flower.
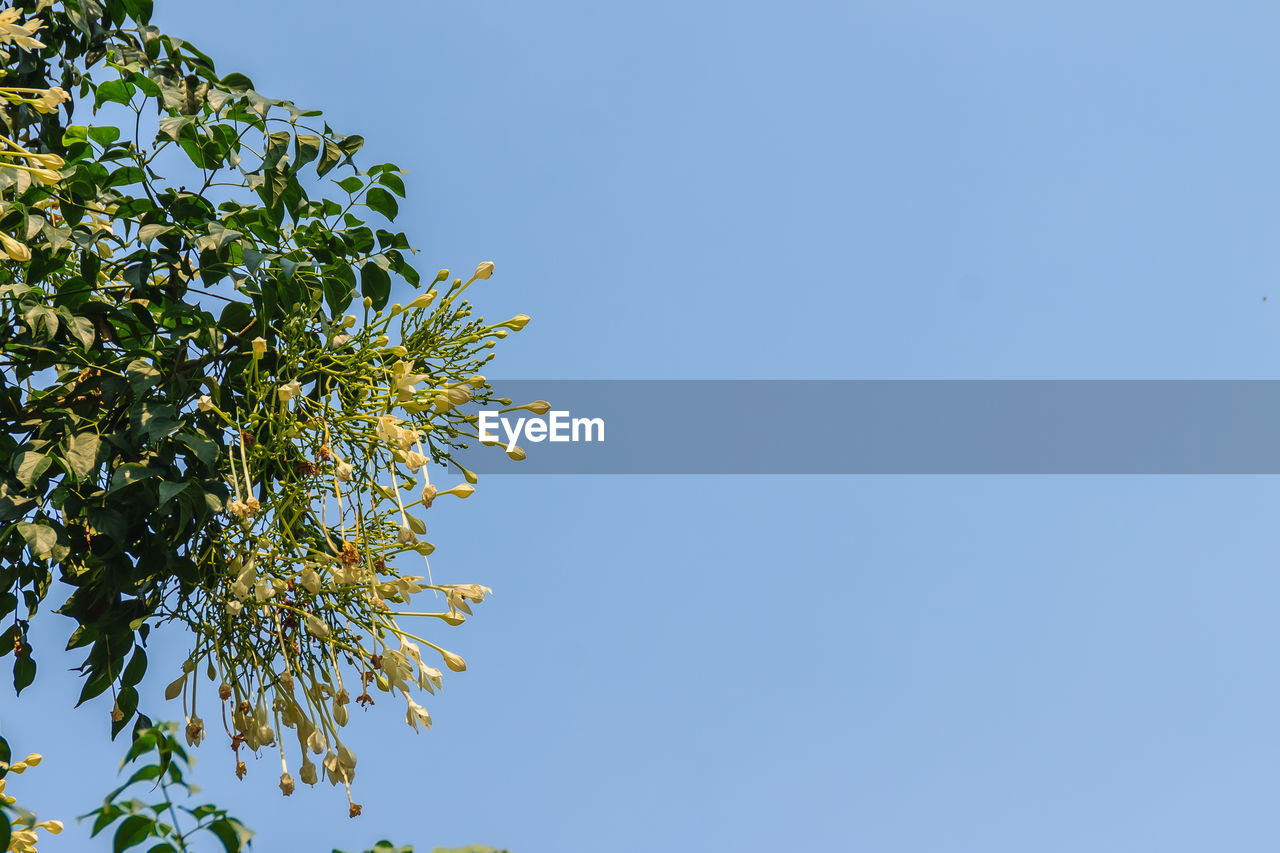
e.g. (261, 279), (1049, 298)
(186, 716), (206, 746)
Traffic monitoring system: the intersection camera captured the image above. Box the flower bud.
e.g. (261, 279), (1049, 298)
(499, 314), (531, 331)
(407, 291), (435, 309)
(438, 647), (467, 672)
(363, 296), (373, 309)
(438, 483), (475, 500)
(506, 445), (526, 461)
(435, 269), (450, 282)
(472, 261), (495, 280)
(342, 314), (357, 328)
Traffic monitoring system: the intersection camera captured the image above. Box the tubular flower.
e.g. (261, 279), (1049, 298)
(154, 261), (525, 814)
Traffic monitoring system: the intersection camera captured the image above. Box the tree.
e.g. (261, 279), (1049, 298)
(0, 0), (532, 847)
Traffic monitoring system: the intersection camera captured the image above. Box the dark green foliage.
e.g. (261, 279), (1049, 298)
(0, 0), (427, 725)
(80, 719), (253, 852)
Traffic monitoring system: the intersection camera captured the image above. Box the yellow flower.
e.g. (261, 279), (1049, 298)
(437, 483), (475, 500)
(250, 336), (267, 359)
(0, 9), (45, 50)
(0, 231), (30, 262)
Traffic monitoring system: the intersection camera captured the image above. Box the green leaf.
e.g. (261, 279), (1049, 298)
(323, 266), (357, 313)
(177, 433), (219, 466)
(205, 817), (252, 853)
(109, 463), (160, 494)
(157, 480), (190, 507)
(318, 139), (343, 176)
(0, 812), (10, 852)
(13, 656), (35, 694)
(112, 814), (153, 853)
(379, 172), (406, 197)
(220, 72), (255, 91)
(195, 221), (243, 252)
(127, 359), (162, 393)
(14, 451), (51, 489)
(138, 223), (174, 243)
(67, 315), (96, 348)
(96, 79), (137, 108)
(157, 115), (194, 141)
(66, 432), (102, 479)
(121, 646), (147, 688)
(366, 187), (399, 220)
(361, 261), (391, 310)
(88, 126), (121, 146)
(336, 175), (363, 194)
(337, 134), (366, 156)
(293, 134), (321, 170)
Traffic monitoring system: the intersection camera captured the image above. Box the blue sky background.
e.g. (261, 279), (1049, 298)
(11, 1), (1280, 851)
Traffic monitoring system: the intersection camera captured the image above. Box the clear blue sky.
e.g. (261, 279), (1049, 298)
(13, 1), (1280, 851)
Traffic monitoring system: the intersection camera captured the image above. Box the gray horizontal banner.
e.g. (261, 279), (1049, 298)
(450, 381), (1280, 474)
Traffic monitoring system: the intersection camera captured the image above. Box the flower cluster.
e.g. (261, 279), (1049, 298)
(165, 262), (537, 816)
(0, 7), (71, 260)
(0, 752), (64, 853)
